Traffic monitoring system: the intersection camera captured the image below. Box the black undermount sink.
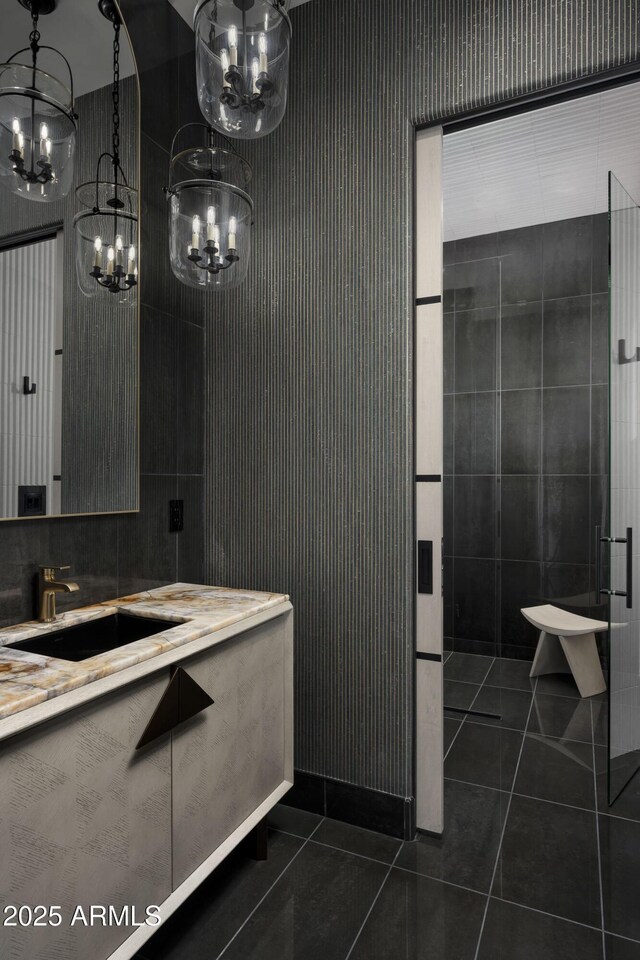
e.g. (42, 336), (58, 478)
(5, 612), (178, 662)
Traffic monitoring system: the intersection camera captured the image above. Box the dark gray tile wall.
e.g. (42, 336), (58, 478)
(444, 214), (608, 659)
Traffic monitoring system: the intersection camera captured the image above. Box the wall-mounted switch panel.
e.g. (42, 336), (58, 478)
(170, 499), (184, 532)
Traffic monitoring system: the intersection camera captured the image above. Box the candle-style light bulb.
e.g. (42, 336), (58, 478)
(39, 122), (48, 161)
(228, 26), (238, 67)
(191, 215), (200, 252)
(127, 245), (136, 275)
(106, 246), (115, 276)
(207, 206), (216, 242)
(94, 236), (102, 268)
(11, 118), (21, 153)
(258, 33), (268, 74)
(221, 48), (231, 88)
(115, 235), (124, 267)
(251, 58), (260, 95)
(228, 216), (237, 251)
(45, 138), (52, 159)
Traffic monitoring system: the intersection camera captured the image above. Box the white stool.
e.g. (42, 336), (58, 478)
(521, 604), (607, 699)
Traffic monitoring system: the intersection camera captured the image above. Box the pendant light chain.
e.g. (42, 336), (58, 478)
(79, 14), (137, 299)
(111, 20), (120, 172)
(29, 9), (41, 67)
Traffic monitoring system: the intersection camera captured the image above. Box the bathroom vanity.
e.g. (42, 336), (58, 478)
(0, 584), (293, 960)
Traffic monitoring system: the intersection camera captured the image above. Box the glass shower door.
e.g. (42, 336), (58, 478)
(607, 172), (640, 804)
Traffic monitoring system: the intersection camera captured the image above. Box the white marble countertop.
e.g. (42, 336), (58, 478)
(0, 583), (289, 720)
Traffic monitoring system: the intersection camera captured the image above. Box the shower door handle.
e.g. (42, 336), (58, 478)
(596, 525), (632, 610)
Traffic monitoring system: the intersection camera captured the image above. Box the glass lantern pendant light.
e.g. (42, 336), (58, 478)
(194, 0), (291, 140)
(73, 3), (138, 305)
(0, 0), (77, 202)
(165, 123), (253, 291)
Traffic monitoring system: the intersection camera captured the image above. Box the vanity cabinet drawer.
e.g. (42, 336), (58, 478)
(0, 671), (173, 960)
(171, 616), (287, 888)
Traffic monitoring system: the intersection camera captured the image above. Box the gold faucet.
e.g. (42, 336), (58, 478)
(38, 566), (80, 624)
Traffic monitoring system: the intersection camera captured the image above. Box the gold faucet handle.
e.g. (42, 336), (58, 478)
(40, 565), (71, 580)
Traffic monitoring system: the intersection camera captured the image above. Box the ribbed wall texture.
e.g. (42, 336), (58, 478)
(204, 0), (640, 798)
(0, 238), (57, 517)
(0, 79), (138, 517)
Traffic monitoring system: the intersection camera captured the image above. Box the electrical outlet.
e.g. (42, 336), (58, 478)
(169, 499), (184, 532)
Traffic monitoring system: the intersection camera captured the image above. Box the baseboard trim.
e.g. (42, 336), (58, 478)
(283, 770), (415, 840)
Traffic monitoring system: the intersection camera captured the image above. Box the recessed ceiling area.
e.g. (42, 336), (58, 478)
(2, 0), (135, 97)
(443, 80), (640, 241)
(169, 0), (311, 29)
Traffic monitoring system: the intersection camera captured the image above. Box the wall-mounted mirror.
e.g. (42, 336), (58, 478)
(0, 0), (138, 520)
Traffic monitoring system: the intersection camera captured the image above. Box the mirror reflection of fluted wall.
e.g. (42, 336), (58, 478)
(0, 3), (138, 519)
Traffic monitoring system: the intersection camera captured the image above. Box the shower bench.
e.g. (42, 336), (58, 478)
(521, 604), (607, 699)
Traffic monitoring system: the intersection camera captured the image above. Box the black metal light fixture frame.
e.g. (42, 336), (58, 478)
(194, 0), (292, 139)
(75, 4), (137, 297)
(4, 0), (77, 190)
(165, 122), (253, 283)
(214, 0), (290, 116)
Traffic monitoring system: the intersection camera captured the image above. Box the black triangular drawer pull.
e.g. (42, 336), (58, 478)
(136, 667), (214, 750)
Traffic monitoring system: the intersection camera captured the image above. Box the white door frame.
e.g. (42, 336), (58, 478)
(414, 126), (444, 834)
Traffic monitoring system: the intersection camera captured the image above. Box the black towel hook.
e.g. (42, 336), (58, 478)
(23, 376), (36, 395)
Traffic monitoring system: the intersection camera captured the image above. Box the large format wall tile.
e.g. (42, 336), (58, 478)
(543, 296), (592, 387)
(453, 476), (496, 558)
(455, 309), (498, 392)
(500, 302), (543, 390)
(454, 394), (497, 475)
(542, 216), (593, 300)
(498, 225), (544, 305)
(501, 390), (542, 475)
(542, 386), (591, 474)
(542, 476), (591, 564)
(448, 215), (608, 657)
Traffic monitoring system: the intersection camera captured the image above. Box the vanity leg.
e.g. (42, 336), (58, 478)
(251, 817), (268, 861)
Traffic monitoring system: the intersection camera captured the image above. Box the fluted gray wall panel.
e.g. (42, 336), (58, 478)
(204, 0), (640, 798)
(414, 0), (640, 123)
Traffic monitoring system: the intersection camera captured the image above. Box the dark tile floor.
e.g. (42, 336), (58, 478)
(135, 652), (640, 960)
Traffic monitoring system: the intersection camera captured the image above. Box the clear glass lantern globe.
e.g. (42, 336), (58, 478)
(168, 181), (252, 291)
(74, 181), (138, 307)
(166, 140), (253, 291)
(0, 61), (77, 202)
(194, 0), (291, 140)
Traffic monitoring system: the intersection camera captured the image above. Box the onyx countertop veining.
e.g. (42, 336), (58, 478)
(0, 583), (289, 721)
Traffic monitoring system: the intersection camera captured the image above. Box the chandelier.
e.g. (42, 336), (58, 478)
(194, 0), (291, 140)
(165, 123), (253, 290)
(73, 3), (137, 304)
(0, 0), (77, 202)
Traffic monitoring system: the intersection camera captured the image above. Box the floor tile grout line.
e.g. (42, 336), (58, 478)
(214, 817), (326, 960)
(472, 677), (540, 960)
(443, 776), (605, 818)
(392, 863), (491, 898)
(390, 860), (640, 942)
(590, 699), (607, 958)
(342, 846), (404, 960)
(444, 657), (497, 760)
(491, 894), (605, 934)
(272, 829), (401, 869)
(465, 714), (606, 748)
